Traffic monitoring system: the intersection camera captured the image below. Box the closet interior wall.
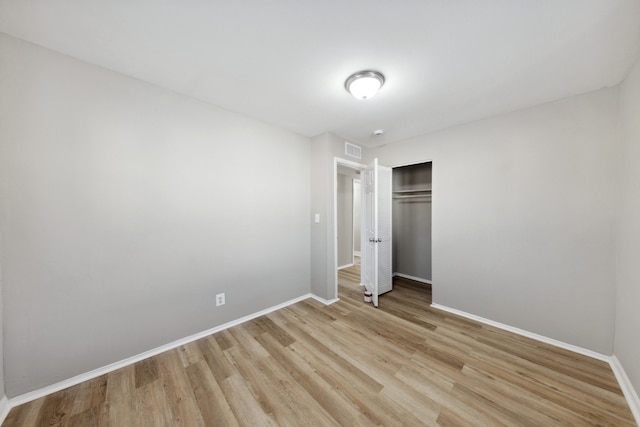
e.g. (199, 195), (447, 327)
(392, 162), (432, 283)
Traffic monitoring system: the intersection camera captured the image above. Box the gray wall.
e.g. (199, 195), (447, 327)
(392, 163), (432, 281)
(0, 34), (311, 397)
(310, 134), (331, 299)
(0, 250), (4, 401)
(615, 56), (640, 397)
(375, 88), (619, 355)
(337, 173), (353, 268)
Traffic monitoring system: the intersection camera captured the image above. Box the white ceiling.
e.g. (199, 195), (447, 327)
(1, 1), (640, 147)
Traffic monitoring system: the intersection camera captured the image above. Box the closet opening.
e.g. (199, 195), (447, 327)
(391, 161), (432, 303)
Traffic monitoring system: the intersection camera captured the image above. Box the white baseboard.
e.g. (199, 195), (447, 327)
(430, 303), (610, 362)
(610, 356), (640, 425)
(0, 396), (10, 425)
(338, 263), (354, 270)
(9, 293), (316, 407)
(309, 295), (340, 306)
(393, 272), (432, 285)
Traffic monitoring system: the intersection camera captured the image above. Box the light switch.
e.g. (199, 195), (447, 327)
(314, 213), (320, 223)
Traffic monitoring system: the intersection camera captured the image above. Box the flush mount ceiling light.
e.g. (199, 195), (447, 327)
(345, 70), (385, 100)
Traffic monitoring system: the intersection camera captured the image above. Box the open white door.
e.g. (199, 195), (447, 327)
(361, 158), (392, 307)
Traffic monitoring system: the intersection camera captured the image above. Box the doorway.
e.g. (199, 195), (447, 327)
(337, 165), (361, 269)
(333, 158), (366, 301)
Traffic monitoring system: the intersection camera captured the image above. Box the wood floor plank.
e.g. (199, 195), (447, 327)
(289, 336), (425, 426)
(212, 329), (235, 351)
(104, 364), (135, 403)
(467, 349), (635, 425)
(70, 374), (107, 416)
(460, 362), (633, 426)
(228, 329), (339, 427)
(227, 323), (270, 359)
(457, 365), (571, 426)
(279, 320), (384, 394)
(176, 341), (204, 368)
(223, 374), (278, 426)
(476, 331), (620, 393)
(34, 383), (79, 427)
(131, 382), (174, 427)
(184, 360), (239, 427)
(397, 364), (517, 427)
(223, 343), (282, 423)
(155, 351), (205, 427)
(2, 264), (635, 426)
(255, 330), (363, 426)
(134, 358), (159, 389)
(255, 355), (340, 427)
(379, 378), (441, 424)
(103, 365), (136, 426)
(67, 404), (108, 427)
(258, 315), (296, 347)
(197, 335), (235, 383)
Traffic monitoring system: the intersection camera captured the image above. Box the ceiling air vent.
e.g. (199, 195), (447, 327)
(345, 142), (362, 159)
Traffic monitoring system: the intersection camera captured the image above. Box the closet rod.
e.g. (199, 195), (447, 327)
(392, 195), (432, 200)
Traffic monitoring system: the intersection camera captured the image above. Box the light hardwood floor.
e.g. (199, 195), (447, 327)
(3, 265), (636, 426)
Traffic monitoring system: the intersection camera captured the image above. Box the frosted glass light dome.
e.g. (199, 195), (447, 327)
(345, 71), (385, 100)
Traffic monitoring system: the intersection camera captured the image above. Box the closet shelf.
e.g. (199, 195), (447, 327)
(392, 194), (432, 200)
(392, 188), (432, 194)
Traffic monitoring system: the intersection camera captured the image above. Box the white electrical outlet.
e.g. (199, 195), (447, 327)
(216, 293), (225, 307)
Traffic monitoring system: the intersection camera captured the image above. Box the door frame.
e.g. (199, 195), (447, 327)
(333, 157), (366, 301)
(352, 178), (361, 263)
(390, 158), (434, 287)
